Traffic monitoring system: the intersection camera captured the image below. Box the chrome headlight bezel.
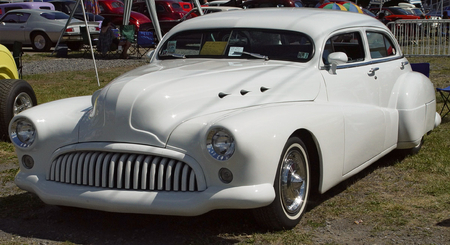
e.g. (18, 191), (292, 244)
(206, 128), (235, 161)
(10, 117), (36, 148)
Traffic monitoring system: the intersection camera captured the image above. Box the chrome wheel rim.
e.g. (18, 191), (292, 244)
(34, 34), (46, 50)
(13, 92), (33, 116)
(280, 144), (308, 215)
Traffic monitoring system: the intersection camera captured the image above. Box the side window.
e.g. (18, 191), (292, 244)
(366, 32), (396, 59)
(322, 31), (365, 65)
(2, 12), (29, 23)
(5, 7), (21, 13)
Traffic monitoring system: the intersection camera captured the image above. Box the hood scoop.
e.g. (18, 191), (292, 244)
(218, 87), (271, 99)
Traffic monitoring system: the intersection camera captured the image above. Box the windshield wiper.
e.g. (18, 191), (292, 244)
(233, 51), (269, 61)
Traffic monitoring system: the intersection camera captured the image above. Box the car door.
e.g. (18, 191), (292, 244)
(0, 12), (30, 44)
(364, 29), (407, 148)
(320, 29), (388, 175)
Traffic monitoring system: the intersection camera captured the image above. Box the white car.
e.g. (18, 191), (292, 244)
(11, 8), (440, 230)
(0, 9), (99, 52)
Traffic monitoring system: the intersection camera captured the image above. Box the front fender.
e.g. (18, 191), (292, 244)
(167, 102), (346, 193)
(10, 96), (91, 175)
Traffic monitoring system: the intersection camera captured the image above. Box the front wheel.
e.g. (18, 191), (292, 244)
(253, 137), (311, 230)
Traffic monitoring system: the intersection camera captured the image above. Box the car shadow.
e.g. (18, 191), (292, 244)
(0, 150), (414, 244)
(306, 149), (408, 212)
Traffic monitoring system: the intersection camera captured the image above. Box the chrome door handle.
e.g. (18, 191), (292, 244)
(401, 61), (409, 69)
(368, 67), (379, 76)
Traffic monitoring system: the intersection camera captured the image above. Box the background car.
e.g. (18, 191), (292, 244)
(0, 44), (36, 141)
(98, 0), (151, 30)
(132, 0), (189, 21)
(369, 6), (420, 21)
(242, 0), (303, 8)
(11, 8), (439, 231)
(50, 0), (104, 22)
(0, 2), (54, 18)
(0, 9), (100, 52)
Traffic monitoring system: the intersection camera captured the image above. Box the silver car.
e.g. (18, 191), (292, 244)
(0, 9), (99, 52)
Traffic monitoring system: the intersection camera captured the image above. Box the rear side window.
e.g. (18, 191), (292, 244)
(366, 32), (396, 58)
(323, 31), (365, 64)
(41, 12), (69, 20)
(5, 7), (21, 13)
(40, 7), (52, 10)
(1, 12), (30, 23)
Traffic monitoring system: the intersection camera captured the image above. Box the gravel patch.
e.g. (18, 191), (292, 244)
(22, 58), (146, 75)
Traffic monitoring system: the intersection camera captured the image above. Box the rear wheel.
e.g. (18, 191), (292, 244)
(0, 79), (37, 141)
(31, 32), (52, 52)
(253, 137), (311, 230)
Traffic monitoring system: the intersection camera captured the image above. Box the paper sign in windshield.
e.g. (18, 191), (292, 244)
(229, 46), (244, 56)
(200, 41), (228, 55)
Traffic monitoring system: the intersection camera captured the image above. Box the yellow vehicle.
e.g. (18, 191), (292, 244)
(0, 44), (37, 140)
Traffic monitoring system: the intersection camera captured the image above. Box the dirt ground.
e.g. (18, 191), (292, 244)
(1, 151), (449, 245)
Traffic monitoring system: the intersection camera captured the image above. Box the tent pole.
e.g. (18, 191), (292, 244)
(52, 0), (81, 56)
(145, 0), (163, 41)
(80, 0), (100, 87)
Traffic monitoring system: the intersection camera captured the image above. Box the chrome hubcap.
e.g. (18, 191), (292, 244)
(13, 92), (33, 116)
(280, 146), (307, 214)
(34, 35), (46, 50)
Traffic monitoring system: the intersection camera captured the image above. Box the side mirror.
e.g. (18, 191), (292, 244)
(328, 52), (348, 75)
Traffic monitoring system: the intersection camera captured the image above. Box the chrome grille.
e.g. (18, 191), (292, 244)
(47, 152), (199, 192)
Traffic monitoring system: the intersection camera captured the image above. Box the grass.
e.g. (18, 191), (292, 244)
(0, 56), (449, 244)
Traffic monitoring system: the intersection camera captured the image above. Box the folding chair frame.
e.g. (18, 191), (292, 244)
(13, 41), (23, 79)
(135, 30), (155, 58)
(437, 86), (450, 119)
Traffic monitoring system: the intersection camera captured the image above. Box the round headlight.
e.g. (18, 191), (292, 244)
(206, 128), (235, 161)
(10, 118), (36, 148)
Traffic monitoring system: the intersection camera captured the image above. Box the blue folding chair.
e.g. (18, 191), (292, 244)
(437, 86), (450, 118)
(411, 63), (430, 77)
(135, 31), (155, 58)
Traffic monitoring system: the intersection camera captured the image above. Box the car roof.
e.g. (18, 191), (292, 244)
(5, 8), (62, 14)
(169, 8), (387, 39)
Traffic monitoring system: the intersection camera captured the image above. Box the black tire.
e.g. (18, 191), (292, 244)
(67, 42), (82, 51)
(0, 79), (37, 141)
(253, 137), (311, 230)
(31, 32), (52, 52)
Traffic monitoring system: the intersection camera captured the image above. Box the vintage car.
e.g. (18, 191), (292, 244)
(132, 0), (190, 21)
(98, 0), (151, 30)
(369, 6), (420, 22)
(11, 8), (440, 230)
(50, 0), (104, 22)
(0, 2), (54, 18)
(0, 44), (37, 141)
(0, 9), (100, 52)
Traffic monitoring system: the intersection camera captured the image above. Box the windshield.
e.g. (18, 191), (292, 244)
(389, 8), (410, 15)
(158, 29), (314, 62)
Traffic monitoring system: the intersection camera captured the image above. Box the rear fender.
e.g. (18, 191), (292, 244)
(391, 72), (436, 149)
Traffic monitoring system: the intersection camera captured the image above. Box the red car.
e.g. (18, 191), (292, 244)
(369, 7), (420, 22)
(98, 0), (151, 29)
(132, 0), (191, 21)
(242, 0), (304, 8)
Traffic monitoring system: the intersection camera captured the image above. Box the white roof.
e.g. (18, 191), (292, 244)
(168, 8), (387, 40)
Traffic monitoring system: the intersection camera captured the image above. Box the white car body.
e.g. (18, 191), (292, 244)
(11, 8), (440, 229)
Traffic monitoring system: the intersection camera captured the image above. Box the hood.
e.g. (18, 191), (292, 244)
(78, 59), (322, 147)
